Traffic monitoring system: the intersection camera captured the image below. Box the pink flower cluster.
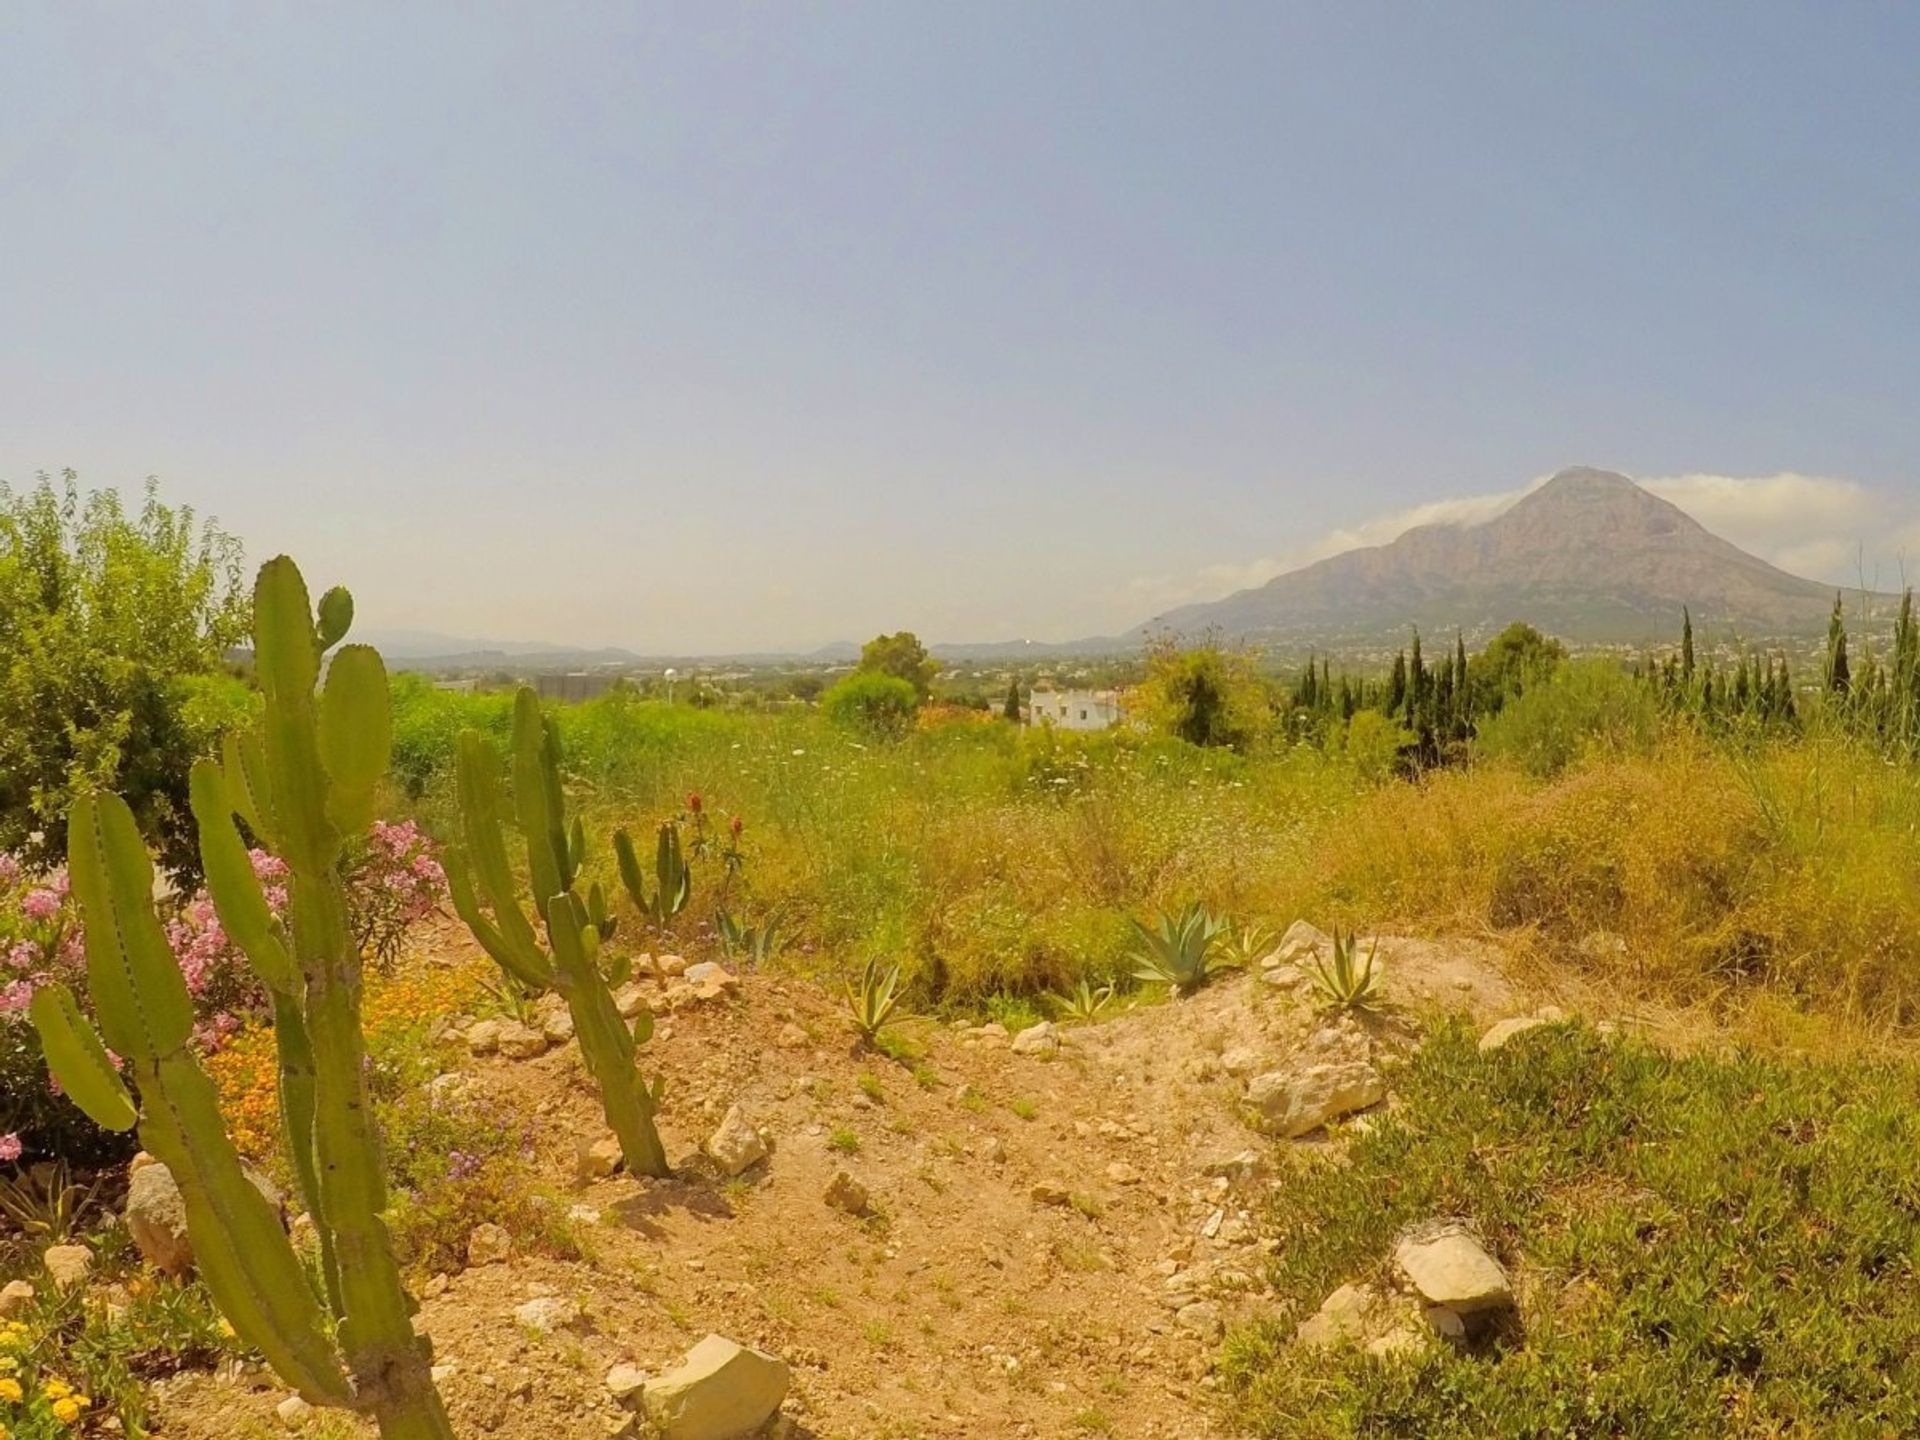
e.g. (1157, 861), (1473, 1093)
(350, 820), (448, 968)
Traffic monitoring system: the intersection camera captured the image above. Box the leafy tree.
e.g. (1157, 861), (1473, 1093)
(1474, 622), (1567, 710)
(1129, 635), (1273, 750)
(0, 473), (248, 874)
(859, 631), (939, 701)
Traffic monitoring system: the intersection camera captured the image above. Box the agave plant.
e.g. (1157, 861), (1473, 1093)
(1049, 976), (1116, 1024)
(1217, 920), (1276, 971)
(1305, 927), (1381, 1012)
(716, 908), (783, 967)
(844, 956), (906, 1044)
(1128, 901), (1231, 995)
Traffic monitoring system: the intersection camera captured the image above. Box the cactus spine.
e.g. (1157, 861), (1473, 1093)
(33, 557), (452, 1439)
(446, 689), (671, 1178)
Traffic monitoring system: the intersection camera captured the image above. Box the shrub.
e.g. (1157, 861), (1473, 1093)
(1474, 657), (1660, 777)
(0, 474), (249, 876)
(1224, 1020), (1920, 1437)
(822, 672), (920, 738)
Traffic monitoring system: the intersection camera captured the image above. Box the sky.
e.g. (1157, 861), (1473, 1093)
(4, 4), (1919, 653)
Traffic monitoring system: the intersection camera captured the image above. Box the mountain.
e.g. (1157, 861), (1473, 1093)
(1134, 467), (1851, 647)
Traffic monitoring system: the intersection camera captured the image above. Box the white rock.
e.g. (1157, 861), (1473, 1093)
(977, 1136), (1007, 1164)
(1106, 1161), (1142, 1186)
(125, 1160), (195, 1276)
(0, 1280), (34, 1318)
(514, 1295), (583, 1334)
(641, 1334), (789, 1440)
(465, 1019), (502, 1055)
(1218, 1047), (1261, 1077)
(1011, 1022), (1060, 1057)
(1245, 1061), (1386, 1138)
(1273, 920), (1332, 965)
(823, 1170), (869, 1216)
(277, 1394), (314, 1429)
(1175, 1301), (1223, 1338)
(706, 1104), (769, 1177)
(614, 983), (651, 1020)
(1393, 1224), (1512, 1314)
(42, 1244), (92, 1291)
(496, 1021), (548, 1060)
(605, 1362), (649, 1402)
(576, 1135), (623, 1182)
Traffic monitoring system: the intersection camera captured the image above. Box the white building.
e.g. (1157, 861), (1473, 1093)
(1026, 687), (1122, 731)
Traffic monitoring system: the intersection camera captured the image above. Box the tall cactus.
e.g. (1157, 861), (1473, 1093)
(445, 689), (670, 1178)
(614, 819), (690, 930)
(32, 557), (452, 1440)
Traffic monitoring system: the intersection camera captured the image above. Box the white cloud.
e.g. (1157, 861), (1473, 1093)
(1128, 469), (1920, 617)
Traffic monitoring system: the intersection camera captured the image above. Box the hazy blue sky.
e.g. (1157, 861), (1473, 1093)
(5, 4), (1919, 651)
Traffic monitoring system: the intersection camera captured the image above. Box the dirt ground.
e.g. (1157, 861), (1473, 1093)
(158, 926), (1538, 1440)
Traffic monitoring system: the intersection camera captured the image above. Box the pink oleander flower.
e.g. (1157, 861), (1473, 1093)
(5, 940), (37, 972)
(0, 852), (19, 886)
(0, 1133), (21, 1163)
(0, 979), (33, 1013)
(21, 888), (61, 921)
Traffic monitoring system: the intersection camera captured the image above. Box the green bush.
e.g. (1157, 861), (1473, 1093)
(0, 474), (248, 875)
(1225, 1020), (1920, 1437)
(1474, 658), (1659, 777)
(822, 671), (920, 738)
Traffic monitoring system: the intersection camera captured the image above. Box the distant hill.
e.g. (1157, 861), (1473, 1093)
(1134, 467), (1857, 647)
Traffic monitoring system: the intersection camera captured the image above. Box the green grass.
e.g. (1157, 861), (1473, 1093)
(1223, 1020), (1920, 1437)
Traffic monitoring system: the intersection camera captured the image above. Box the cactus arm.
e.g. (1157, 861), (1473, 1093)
(222, 729), (278, 850)
(67, 793), (196, 1062)
(612, 826), (651, 919)
(270, 991), (343, 1315)
(138, 1048), (353, 1405)
(254, 557), (342, 875)
(548, 895), (669, 1178)
(315, 585), (354, 649)
(191, 760), (299, 994)
(28, 984), (137, 1132)
(511, 691), (568, 914)
(318, 645), (393, 838)
(657, 822), (690, 918)
(444, 848), (551, 990)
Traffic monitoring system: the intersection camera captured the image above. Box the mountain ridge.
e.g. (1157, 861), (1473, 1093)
(1134, 467), (1852, 646)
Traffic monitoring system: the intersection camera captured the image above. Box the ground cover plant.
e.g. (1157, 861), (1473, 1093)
(1222, 1019), (1920, 1438)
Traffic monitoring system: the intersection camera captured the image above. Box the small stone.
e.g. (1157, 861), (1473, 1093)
(683, 962), (737, 990)
(1296, 1283), (1383, 1349)
(1029, 1182), (1071, 1207)
(777, 1024), (807, 1048)
(567, 1204), (602, 1225)
(465, 1019), (502, 1055)
(977, 1137), (1007, 1164)
(706, 1104), (769, 1177)
(577, 1136), (623, 1182)
(1479, 1007), (1569, 1053)
(605, 1362), (649, 1402)
(823, 1170), (870, 1217)
(125, 1161), (196, 1276)
(277, 1395), (314, 1429)
(614, 983), (651, 1020)
(641, 1333), (788, 1440)
(1011, 1022), (1060, 1057)
(1218, 1047), (1260, 1077)
(975, 1022), (1009, 1042)
(539, 1007), (575, 1045)
(1394, 1223), (1512, 1314)
(514, 1296), (583, 1334)
(1273, 920), (1333, 965)
(1201, 1150), (1264, 1183)
(1423, 1305), (1468, 1342)
(466, 1223), (512, 1268)
(496, 1021), (548, 1060)
(656, 954), (689, 978)
(42, 1244), (92, 1291)
(1245, 1061), (1386, 1138)
(0, 1280), (34, 1318)
(1105, 1162), (1142, 1186)
(1175, 1301), (1223, 1339)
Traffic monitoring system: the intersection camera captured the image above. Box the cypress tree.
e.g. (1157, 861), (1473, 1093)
(1409, 631), (1427, 723)
(1387, 652), (1407, 716)
(1826, 594), (1851, 693)
(1681, 608), (1696, 683)
(1003, 678), (1021, 722)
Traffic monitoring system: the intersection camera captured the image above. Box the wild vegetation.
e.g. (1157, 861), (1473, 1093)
(13, 482), (1920, 1437)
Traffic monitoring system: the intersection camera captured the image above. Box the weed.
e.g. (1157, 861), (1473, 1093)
(828, 1128), (862, 1155)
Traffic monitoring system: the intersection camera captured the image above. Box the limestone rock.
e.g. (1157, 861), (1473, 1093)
(1245, 1061), (1385, 1138)
(0, 1280), (34, 1318)
(683, 962), (738, 993)
(514, 1295), (583, 1334)
(977, 1136), (1007, 1164)
(706, 1104), (768, 1177)
(496, 1021), (548, 1060)
(1175, 1301), (1223, 1339)
(577, 1135), (623, 1182)
(465, 1019), (502, 1055)
(823, 1170), (869, 1217)
(1296, 1283), (1384, 1349)
(1479, 1006), (1569, 1053)
(466, 1223), (512, 1268)
(277, 1395), (314, 1429)
(605, 1362), (649, 1402)
(614, 983), (651, 1020)
(1029, 1182), (1071, 1207)
(1106, 1162), (1142, 1186)
(42, 1244), (92, 1291)
(536, 998), (575, 1045)
(656, 954), (689, 978)
(1273, 920), (1333, 965)
(126, 1160), (194, 1276)
(1011, 1022), (1060, 1057)
(1394, 1223), (1512, 1314)
(641, 1334), (789, 1440)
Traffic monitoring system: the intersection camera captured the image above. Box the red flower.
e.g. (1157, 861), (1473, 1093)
(730, 817), (743, 837)
(687, 792), (703, 814)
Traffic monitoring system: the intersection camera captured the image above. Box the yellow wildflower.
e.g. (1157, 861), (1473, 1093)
(41, 1377), (70, 1400)
(51, 1397), (82, 1423)
(0, 1377), (18, 1401)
